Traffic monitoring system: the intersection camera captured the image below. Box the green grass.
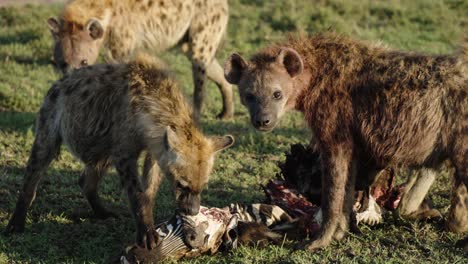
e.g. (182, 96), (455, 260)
(0, 0), (467, 263)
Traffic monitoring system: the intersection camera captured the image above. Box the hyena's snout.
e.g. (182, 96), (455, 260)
(178, 192), (201, 216)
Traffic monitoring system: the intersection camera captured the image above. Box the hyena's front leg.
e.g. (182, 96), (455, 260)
(334, 158), (357, 240)
(141, 153), (163, 212)
(78, 163), (116, 219)
(306, 144), (354, 251)
(114, 156), (159, 249)
(5, 125), (61, 233)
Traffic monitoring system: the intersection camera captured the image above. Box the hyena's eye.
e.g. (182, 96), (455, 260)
(273, 91), (282, 100)
(245, 93), (255, 102)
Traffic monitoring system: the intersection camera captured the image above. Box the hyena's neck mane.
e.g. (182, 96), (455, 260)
(128, 59), (202, 156)
(253, 33), (389, 112)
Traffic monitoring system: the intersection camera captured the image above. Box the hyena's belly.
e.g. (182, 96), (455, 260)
(58, 95), (133, 163)
(360, 92), (444, 166)
(59, 115), (116, 163)
(137, 0), (194, 52)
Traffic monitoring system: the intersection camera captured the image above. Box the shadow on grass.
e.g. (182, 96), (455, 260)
(0, 165), (133, 262)
(0, 53), (53, 66)
(1, 212), (134, 263)
(0, 111), (36, 132)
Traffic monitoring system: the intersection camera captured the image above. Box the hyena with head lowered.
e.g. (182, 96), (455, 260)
(5, 55), (234, 249)
(47, 0), (233, 120)
(224, 33), (467, 250)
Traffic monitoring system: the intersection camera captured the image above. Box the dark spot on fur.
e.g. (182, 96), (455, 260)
(161, 13), (167, 21)
(211, 14), (220, 24)
(196, 25), (204, 33)
(81, 90), (90, 99)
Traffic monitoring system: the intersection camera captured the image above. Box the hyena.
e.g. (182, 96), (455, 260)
(5, 55), (234, 249)
(47, 0), (233, 120)
(224, 33), (467, 250)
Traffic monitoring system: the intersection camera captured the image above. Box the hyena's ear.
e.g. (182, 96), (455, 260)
(47, 17), (60, 34)
(276, 47), (304, 78)
(224, 53), (248, 85)
(163, 126), (179, 151)
(86, 19), (104, 40)
(210, 135), (235, 153)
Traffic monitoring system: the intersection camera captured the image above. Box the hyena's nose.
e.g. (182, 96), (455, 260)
(255, 115), (271, 127)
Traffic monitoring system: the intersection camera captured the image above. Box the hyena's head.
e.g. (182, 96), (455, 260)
(159, 127), (234, 216)
(224, 48), (304, 132)
(47, 17), (105, 73)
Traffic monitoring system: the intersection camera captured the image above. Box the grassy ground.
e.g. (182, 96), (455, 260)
(0, 0), (467, 263)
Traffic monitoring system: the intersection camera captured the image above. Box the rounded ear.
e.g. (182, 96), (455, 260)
(163, 126), (179, 151)
(276, 47), (304, 78)
(86, 19), (104, 39)
(47, 17), (60, 34)
(211, 135), (235, 153)
(224, 53), (248, 85)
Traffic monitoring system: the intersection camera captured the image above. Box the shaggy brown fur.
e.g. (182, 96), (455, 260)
(224, 33), (467, 250)
(5, 55), (234, 250)
(47, 0), (233, 120)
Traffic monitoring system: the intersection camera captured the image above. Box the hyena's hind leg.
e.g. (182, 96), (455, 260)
(78, 162), (116, 219)
(206, 59), (234, 119)
(187, 2), (231, 121)
(446, 145), (468, 233)
(5, 104), (61, 233)
(397, 168), (442, 220)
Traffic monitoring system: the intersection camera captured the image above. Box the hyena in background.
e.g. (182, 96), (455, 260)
(5, 55), (234, 249)
(47, 0), (233, 120)
(224, 33), (467, 250)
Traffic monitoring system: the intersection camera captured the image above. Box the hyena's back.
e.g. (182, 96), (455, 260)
(43, 63), (143, 164)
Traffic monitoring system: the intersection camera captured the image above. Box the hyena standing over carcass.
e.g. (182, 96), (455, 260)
(47, 0), (233, 120)
(5, 55), (234, 249)
(224, 33), (467, 250)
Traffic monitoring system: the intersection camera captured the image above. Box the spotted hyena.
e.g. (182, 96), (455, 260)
(47, 0), (233, 120)
(224, 33), (467, 250)
(5, 55), (234, 249)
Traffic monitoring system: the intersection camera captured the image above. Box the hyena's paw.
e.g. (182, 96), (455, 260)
(216, 110), (234, 120)
(305, 237), (333, 252)
(137, 225), (160, 250)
